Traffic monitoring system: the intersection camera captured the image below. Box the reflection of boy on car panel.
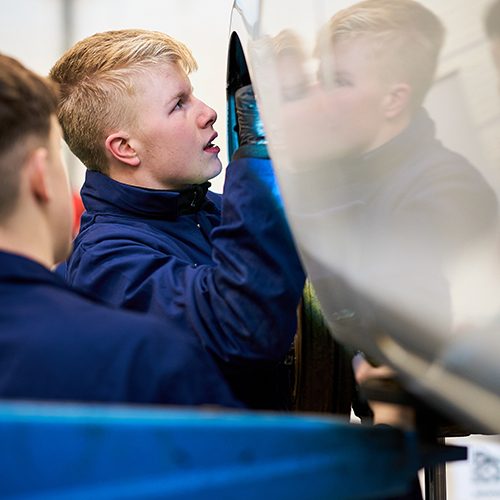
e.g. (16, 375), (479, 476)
(274, 0), (497, 433)
(325, 0), (498, 423)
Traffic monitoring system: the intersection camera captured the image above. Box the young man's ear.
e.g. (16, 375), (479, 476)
(384, 83), (412, 119)
(26, 147), (51, 203)
(105, 133), (140, 167)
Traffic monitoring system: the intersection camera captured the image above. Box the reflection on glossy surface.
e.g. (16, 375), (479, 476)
(231, 0), (500, 430)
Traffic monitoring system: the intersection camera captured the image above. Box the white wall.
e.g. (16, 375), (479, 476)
(0, 0), (63, 75)
(5, 0), (498, 195)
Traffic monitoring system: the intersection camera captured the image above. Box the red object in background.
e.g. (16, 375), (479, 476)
(72, 191), (85, 238)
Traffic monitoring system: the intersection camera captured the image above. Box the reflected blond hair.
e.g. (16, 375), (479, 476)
(328, 0), (444, 110)
(49, 29), (197, 174)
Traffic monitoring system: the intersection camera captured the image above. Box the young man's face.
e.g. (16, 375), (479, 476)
(47, 116), (73, 264)
(128, 62), (222, 190)
(326, 36), (394, 158)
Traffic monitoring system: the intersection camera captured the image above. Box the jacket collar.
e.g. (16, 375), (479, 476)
(364, 107), (435, 166)
(0, 251), (66, 287)
(81, 171), (214, 221)
(338, 107), (436, 182)
(0, 251), (112, 304)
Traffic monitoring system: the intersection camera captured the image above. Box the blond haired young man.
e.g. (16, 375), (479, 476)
(50, 29), (305, 410)
(0, 52), (241, 407)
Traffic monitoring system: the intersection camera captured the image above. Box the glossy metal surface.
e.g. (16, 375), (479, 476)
(229, 0), (500, 433)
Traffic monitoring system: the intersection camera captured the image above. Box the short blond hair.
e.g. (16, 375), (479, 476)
(328, 0), (444, 110)
(49, 29), (198, 174)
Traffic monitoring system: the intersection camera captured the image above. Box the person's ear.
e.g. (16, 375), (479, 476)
(384, 83), (411, 119)
(105, 132), (140, 167)
(26, 147), (51, 203)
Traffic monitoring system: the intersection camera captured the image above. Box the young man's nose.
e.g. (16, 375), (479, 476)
(196, 98), (217, 127)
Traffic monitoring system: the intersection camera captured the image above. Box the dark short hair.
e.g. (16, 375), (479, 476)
(0, 54), (59, 219)
(486, 0), (500, 38)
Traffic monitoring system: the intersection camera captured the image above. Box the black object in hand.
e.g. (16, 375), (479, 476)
(232, 84), (269, 160)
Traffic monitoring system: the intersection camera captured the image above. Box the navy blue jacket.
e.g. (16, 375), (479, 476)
(66, 158), (305, 408)
(0, 251), (242, 407)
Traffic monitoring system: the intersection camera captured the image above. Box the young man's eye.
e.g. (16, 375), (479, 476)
(334, 77), (353, 87)
(331, 72), (353, 87)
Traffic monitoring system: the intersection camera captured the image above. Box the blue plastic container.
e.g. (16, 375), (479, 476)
(0, 400), (422, 499)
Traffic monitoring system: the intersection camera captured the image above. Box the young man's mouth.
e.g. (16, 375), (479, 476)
(204, 133), (220, 154)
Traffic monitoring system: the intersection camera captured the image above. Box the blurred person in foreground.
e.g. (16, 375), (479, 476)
(0, 52), (242, 408)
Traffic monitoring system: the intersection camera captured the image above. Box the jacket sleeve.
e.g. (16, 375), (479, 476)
(67, 158), (305, 368)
